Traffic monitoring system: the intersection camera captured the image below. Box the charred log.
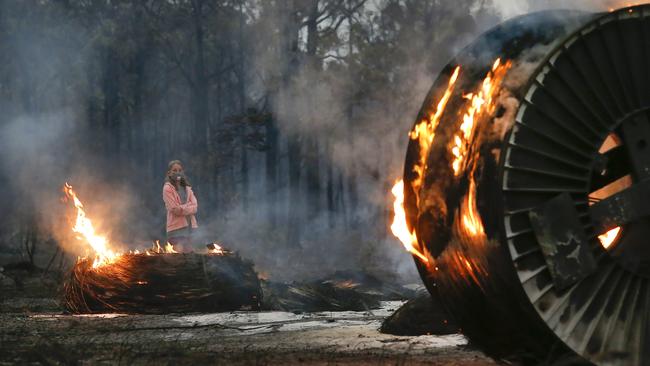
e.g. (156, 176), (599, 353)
(261, 271), (416, 313)
(380, 291), (459, 336)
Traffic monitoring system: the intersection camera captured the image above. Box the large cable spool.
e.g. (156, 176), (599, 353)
(403, 5), (650, 365)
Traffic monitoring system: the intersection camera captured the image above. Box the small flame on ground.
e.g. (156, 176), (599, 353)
(390, 180), (429, 263)
(599, 227), (621, 249)
(208, 243), (224, 254)
(165, 242), (178, 253)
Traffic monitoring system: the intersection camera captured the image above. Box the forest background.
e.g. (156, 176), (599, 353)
(0, 0), (627, 282)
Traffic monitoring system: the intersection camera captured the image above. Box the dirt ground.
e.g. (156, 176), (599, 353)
(0, 300), (498, 365)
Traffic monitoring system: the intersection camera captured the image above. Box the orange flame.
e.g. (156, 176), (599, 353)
(208, 243), (224, 254)
(461, 178), (485, 237)
(392, 58), (510, 262)
(165, 242), (178, 253)
(451, 59), (512, 175)
(63, 184), (184, 268)
(390, 180), (429, 263)
(152, 240), (162, 253)
(63, 183), (121, 268)
(409, 67), (460, 195)
(152, 240), (177, 254)
(598, 227), (621, 249)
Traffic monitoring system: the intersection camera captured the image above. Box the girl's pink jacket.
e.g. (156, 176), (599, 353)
(162, 182), (198, 232)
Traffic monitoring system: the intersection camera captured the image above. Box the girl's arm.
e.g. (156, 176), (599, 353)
(162, 184), (183, 215)
(180, 188), (198, 215)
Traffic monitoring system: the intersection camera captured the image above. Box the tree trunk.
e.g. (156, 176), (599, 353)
(265, 116), (279, 226)
(102, 45), (120, 160)
(326, 140), (335, 228)
(191, 0), (209, 154)
(345, 3), (358, 227)
(131, 6), (150, 173)
(304, 0), (321, 220)
(287, 136), (302, 247)
(280, 0), (304, 248)
(237, 0), (248, 212)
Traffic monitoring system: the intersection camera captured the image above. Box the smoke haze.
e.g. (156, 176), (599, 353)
(1, 0), (644, 284)
(493, 0), (650, 18)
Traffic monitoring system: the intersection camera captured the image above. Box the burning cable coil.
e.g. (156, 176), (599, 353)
(394, 6), (650, 366)
(64, 252), (261, 314)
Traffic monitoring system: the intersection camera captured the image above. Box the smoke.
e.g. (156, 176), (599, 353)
(0, 3), (159, 266)
(492, 0), (650, 19)
(0, 112), (77, 230)
(4, 0), (647, 284)
(238, 0), (646, 282)
(207, 1), (493, 284)
(0, 109), (153, 263)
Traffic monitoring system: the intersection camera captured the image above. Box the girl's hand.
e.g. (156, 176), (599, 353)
(172, 207), (183, 215)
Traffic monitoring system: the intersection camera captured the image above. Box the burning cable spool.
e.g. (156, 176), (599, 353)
(62, 184), (261, 314)
(394, 6), (650, 366)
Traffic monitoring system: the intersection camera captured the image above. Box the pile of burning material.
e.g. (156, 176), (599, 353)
(262, 271), (416, 313)
(64, 250), (261, 314)
(61, 184), (260, 314)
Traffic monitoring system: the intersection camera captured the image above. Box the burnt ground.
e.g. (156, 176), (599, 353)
(0, 269), (498, 365)
(0, 304), (499, 365)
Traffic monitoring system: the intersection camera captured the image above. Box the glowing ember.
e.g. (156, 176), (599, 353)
(63, 183), (121, 268)
(409, 66), (460, 196)
(598, 227), (621, 249)
(451, 58), (512, 175)
(390, 180), (429, 263)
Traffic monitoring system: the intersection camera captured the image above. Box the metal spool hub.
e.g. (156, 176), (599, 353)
(404, 5), (650, 365)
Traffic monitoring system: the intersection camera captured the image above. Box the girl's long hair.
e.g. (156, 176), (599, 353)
(166, 160), (191, 187)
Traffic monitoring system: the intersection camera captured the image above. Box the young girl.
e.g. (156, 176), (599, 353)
(162, 160), (198, 251)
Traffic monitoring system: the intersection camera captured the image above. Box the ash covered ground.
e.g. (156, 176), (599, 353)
(0, 268), (496, 365)
(0, 303), (496, 365)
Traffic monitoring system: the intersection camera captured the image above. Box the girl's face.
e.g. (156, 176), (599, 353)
(168, 163), (183, 178)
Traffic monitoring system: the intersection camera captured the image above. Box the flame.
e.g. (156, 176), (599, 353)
(208, 243), (224, 254)
(391, 58), (509, 263)
(390, 180), (429, 263)
(152, 240), (162, 253)
(461, 178), (484, 237)
(63, 184), (185, 269)
(165, 242), (178, 253)
(451, 59), (512, 175)
(598, 227), (621, 249)
(63, 183), (121, 268)
(409, 67), (460, 195)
